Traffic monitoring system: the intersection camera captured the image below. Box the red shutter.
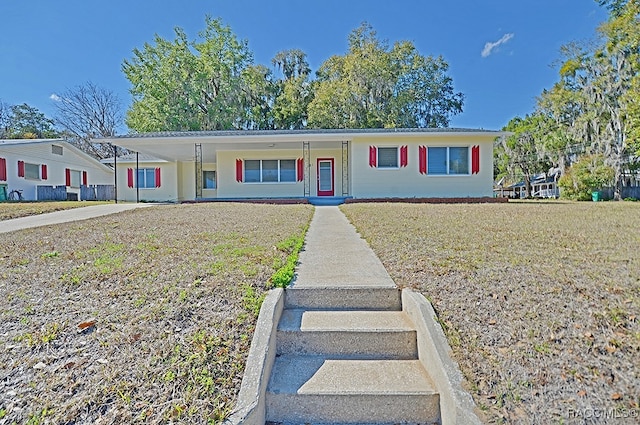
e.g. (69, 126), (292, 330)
(369, 146), (377, 167)
(400, 145), (408, 167)
(65, 168), (71, 186)
(472, 145), (480, 174)
(155, 167), (161, 187)
(235, 159), (243, 182)
(0, 158), (6, 181)
(18, 160), (25, 177)
(127, 168), (134, 188)
(296, 158), (304, 182)
(82, 171), (88, 186)
(418, 146), (427, 175)
(41, 164), (48, 180)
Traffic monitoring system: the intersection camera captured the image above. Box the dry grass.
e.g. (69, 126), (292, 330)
(342, 201), (640, 424)
(0, 203), (312, 424)
(0, 201), (111, 221)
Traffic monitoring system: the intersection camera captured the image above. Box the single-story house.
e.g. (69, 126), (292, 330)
(0, 139), (115, 201)
(98, 128), (505, 203)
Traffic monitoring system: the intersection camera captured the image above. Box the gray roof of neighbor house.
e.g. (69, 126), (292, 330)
(0, 138), (114, 172)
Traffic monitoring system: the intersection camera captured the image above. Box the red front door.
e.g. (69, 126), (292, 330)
(317, 158), (334, 196)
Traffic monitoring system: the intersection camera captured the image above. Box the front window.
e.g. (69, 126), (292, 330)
(427, 147), (469, 175)
(203, 170), (216, 189)
(69, 170), (81, 187)
(243, 159), (297, 183)
(377, 147), (398, 168)
(25, 163), (40, 180)
(449, 147), (469, 174)
(137, 168), (156, 189)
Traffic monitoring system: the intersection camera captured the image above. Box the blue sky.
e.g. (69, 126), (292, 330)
(0, 0), (608, 131)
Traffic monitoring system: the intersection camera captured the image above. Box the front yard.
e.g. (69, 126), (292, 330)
(1, 200), (638, 424)
(341, 201), (640, 424)
(0, 203), (312, 424)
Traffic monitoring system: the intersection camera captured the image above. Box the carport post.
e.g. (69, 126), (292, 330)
(113, 144), (118, 204)
(136, 152), (140, 203)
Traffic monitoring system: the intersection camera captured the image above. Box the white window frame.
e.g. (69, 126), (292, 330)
(376, 147), (399, 169)
(68, 169), (82, 188)
(24, 162), (41, 180)
(427, 146), (470, 176)
(203, 170), (216, 189)
(137, 168), (156, 189)
(243, 159), (297, 183)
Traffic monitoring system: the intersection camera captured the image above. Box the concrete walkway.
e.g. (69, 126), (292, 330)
(292, 206), (395, 288)
(0, 203), (154, 234)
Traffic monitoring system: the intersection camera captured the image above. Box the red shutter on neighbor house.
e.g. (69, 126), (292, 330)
(65, 168), (71, 186)
(472, 145), (480, 174)
(155, 167), (161, 187)
(18, 160), (25, 177)
(82, 171), (88, 186)
(0, 158), (7, 181)
(400, 145), (408, 167)
(127, 168), (134, 188)
(418, 146), (427, 174)
(369, 146), (377, 167)
(296, 158), (304, 182)
(235, 159), (243, 182)
(41, 164), (48, 180)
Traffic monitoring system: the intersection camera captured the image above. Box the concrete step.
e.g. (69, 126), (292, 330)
(266, 356), (441, 424)
(277, 309), (417, 358)
(284, 286), (401, 311)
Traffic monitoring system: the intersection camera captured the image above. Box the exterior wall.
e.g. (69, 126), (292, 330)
(0, 141), (113, 201)
(177, 161), (196, 201)
(350, 135), (494, 198)
(217, 150), (306, 198)
(116, 161), (178, 202)
(216, 148), (345, 198)
(307, 148), (344, 197)
(201, 162), (217, 199)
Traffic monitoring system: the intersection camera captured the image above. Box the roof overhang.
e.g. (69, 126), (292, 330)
(96, 129), (507, 163)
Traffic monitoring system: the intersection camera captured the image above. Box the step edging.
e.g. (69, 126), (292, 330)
(223, 288), (284, 425)
(402, 288), (483, 425)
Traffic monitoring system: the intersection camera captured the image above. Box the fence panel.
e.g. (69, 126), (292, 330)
(599, 187), (640, 200)
(37, 186), (67, 201)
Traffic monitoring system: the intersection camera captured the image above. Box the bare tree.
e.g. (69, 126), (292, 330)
(52, 82), (124, 159)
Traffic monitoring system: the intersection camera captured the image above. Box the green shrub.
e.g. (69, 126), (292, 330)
(559, 155), (614, 200)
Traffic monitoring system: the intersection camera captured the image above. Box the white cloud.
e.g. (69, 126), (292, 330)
(481, 33), (514, 58)
(50, 93), (61, 102)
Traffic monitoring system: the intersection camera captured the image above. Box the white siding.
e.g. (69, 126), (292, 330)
(0, 140), (113, 201)
(350, 135), (494, 199)
(115, 161), (178, 202)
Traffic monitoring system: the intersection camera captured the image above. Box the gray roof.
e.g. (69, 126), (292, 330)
(104, 127), (501, 140)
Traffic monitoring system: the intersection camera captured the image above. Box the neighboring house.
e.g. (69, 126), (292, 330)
(97, 128), (505, 203)
(0, 139), (114, 201)
(506, 173), (560, 199)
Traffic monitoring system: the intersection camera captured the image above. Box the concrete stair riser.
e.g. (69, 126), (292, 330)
(276, 309), (418, 358)
(276, 328), (418, 358)
(283, 287), (402, 311)
(266, 393), (441, 424)
(267, 357), (441, 424)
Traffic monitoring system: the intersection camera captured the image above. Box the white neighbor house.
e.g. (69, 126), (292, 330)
(0, 139), (114, 201)
(98, 128), (505, 203)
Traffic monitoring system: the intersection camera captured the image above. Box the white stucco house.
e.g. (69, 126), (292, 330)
(98, 128), (505, 203)
(0, 139), (114, 201)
